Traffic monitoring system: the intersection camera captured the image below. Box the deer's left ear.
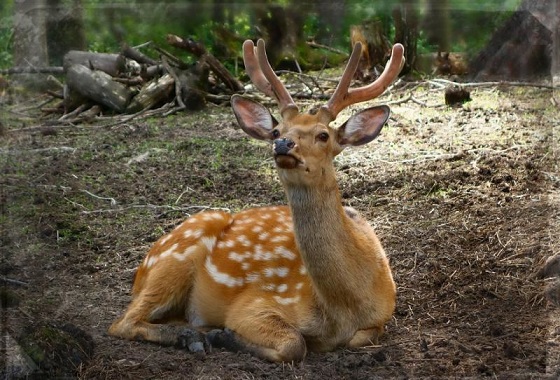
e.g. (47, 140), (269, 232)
(337, 105), (390, 147)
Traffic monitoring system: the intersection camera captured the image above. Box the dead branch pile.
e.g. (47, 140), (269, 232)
(43, 35), (243, 122)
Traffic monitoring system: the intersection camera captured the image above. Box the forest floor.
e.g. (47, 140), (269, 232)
(1, 77), (559, 379)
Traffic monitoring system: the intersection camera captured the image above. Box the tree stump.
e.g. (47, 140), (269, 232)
(349, 20), (392, 80)
(469, 0), (555, 80)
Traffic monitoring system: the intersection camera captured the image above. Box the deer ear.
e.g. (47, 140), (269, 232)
(337, 105), (390, 147)
(231, 95), (278, 141)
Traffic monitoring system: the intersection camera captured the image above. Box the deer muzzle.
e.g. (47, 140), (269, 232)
(273, 138), (299, 169)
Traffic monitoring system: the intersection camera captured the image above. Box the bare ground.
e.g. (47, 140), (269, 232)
(1, 80), (559, 379)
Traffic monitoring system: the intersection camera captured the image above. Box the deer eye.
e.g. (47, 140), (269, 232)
(271, 129), (280, 139)
(317, 132), (330, 142)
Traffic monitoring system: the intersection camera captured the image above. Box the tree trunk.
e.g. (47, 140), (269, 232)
(423, 0), (451, 53)
(46, 0), (85, 66)
(13, 0), (49, 89)
(393, 1), (418, 75)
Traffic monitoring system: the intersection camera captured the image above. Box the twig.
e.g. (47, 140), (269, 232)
(429, 78), (555, 89)
(275, 70), (325, 98)
(385, 94), (412, 106)
(306, 41), (348, 56)
(81, 189), (117, 206)
(0, 276), (29, 287)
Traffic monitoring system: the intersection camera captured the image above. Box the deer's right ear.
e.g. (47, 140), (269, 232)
(231, 95), (278, 141)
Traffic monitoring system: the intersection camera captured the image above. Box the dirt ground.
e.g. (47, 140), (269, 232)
(1, 78), (559, 379)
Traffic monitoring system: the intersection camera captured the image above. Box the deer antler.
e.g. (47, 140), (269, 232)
(320, 42), (405, 122)
(242, 39), (299, 119)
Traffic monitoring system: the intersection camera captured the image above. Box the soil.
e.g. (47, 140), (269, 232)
(1, 79), (559, 379)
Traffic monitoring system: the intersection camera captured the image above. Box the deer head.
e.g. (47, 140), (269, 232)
(232, 39), (404, 187)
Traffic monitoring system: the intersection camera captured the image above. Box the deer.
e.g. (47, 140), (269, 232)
(108, 39), (404, 363)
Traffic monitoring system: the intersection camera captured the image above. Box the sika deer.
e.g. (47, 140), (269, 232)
(109, 39), (404, 362)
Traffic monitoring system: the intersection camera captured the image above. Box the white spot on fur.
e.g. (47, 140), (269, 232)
(295, 282), (304, 290)
(229, 251), (250, 262)
(273, 295), (301, 305)
(262, 283), (275, 291)
(275, 246), (296, 260)
(299, 265), (307, 275)
(174, 245), (198, 261)
(159, 234), (172, 246)
(277, 284), (288, 293)
(236, 235), (252, 247)
(252, 225), (263, 233)
(253, 244), (273, 261)
(264, 267), (290, 278)
(258, 232), (270, 241)
(241, 262), (251, 271)
(200, 212), (224, 222)
(184, 229), (203, 239)
(160, 243), (180, 259)
(201, 236), (217, 252)
(270, 235), (290, 243)
(144, 255), (159, 268)
(205, 257), (244, 287)
(245, 272), (260, 282)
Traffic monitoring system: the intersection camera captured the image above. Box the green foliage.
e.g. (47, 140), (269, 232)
(0, 0), (13, 69)
(0, 0), (525, 70)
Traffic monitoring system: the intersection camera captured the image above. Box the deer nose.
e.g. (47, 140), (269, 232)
(273, 138), (295, 155)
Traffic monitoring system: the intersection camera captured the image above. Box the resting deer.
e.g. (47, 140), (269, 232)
(109, 39), (404, 362)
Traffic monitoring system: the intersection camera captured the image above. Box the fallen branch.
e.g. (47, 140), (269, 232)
(0, 66), (64, 75)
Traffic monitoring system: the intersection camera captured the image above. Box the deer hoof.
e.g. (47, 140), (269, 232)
(177, 328), (209, 353)
(206, 328), (243, 353)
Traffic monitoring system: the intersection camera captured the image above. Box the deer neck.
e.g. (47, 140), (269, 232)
(284, 178), (366, 309)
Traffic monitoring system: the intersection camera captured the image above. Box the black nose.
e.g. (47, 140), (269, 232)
(273, 138), (295, 155)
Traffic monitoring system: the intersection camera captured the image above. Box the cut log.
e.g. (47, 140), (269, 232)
(125, 74), (175, 113)
(66, 64), (132, 113)
(63, 51), (126, 77)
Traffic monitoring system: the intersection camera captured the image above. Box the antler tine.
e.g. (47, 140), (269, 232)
(242, 40), (276, 100)
(322, 43), (405, 121)
(242, 39), (298, 119)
